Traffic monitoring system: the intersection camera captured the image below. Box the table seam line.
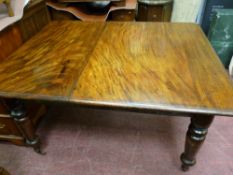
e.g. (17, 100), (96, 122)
(67, 23), (108, 101)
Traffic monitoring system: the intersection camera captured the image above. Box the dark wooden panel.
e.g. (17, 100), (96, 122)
(137, 4), (163, 21)
(18, 0), (51, 42)
(137, 2), (173, 21)
(162, 2), (173, 21)
(0, 25), (23, 61)
(0, 99), (21, 137)
(48, 6), (76, 20)
(0, 116), (21, 136)
(110, 10), (135, 21)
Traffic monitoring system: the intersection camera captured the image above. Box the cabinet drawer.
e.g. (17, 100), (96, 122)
(137, 4), (163, 21)
(147, 5), (163, 21)
(0, 99), (9, 115)
(0, 116), (21, 136)
(111, 10), (135, 21)
(137, 1), (173, 22)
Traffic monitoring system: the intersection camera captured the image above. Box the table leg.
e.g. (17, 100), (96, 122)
(10, 100), (44, 154)
(180, 115), (214, 171)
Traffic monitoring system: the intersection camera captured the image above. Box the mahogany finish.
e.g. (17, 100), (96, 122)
(0, 99), (46, 146)
(0, 25), (22, 61)
(9, 100), (44, 153)
(0, 21), (233, 171)
(18, 0), (51, 42)
(71, 22), (233, 116)
(181, 115), (214, 171)
(0, 22), (105, 100)
(110, 10), (136, 21)
(1, 21), (233, 116)
(137, 0), (173, 21)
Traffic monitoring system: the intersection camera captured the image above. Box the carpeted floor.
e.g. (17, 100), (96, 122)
(0, 105), (232, 175)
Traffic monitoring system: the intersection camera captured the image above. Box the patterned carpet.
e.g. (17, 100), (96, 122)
(0, 105), (232, 175)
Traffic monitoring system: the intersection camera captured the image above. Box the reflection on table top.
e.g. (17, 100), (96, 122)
(0, 21), (233, 115)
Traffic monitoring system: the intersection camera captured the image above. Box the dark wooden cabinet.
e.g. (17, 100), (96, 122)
(18, 0), (50, 42)
(110, 10), (135, 21)
(0, 101), (22, 140)
(0, 100), (25, 145)
(46, 0), (137, 21)
(0, 0), (50, 62)
(0, 0), (49, 146)
(48, 7), (76, 20)
(137, 0), (173, 21)
(0, 99), (46, 146)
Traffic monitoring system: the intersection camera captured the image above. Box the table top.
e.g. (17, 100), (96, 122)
(0, 21), (233, 116)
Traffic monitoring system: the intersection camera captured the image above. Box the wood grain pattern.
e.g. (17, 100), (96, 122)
(18, 0), (51, 42)
(0, 21), (233, 115)
(0, 21), (105, 100)
(71, 22), (233, 115)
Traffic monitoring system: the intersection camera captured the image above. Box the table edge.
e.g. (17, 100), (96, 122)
(69, 99), (233, 116)
(0, 92), (232, 116)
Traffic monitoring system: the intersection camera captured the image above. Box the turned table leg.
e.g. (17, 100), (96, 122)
(10, 100), (44, 154)
(180, 115), (214, 171)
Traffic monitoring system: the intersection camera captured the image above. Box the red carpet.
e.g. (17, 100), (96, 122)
(0, 105), (232, 175)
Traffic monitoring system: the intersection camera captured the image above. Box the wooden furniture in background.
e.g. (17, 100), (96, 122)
(0, 21), (232, 171)
(57, 0), (120, 2)
(47, 0), (137, 21)
(0, 0), (49, 149)
(137, 0), (173, 21)
(48, 6), (76, 20)
(17, 0), (50, 42)
(0, 100), (46, 147)
(110, 9), (135, 21)
(0, 0), (14, 17)
(0, 25), (22, 61)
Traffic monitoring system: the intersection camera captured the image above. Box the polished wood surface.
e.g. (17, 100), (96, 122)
(1, 21), (233, 116)
(0, 22), (105, 100)
(71, 22), (233, 115)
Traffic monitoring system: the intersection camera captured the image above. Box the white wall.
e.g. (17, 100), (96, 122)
(171, 0), (203, 23)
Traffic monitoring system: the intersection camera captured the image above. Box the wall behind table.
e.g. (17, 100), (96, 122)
(171, 0), (202, 22)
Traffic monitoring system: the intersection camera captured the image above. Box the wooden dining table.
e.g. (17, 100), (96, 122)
(0, 21), (232, 171)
